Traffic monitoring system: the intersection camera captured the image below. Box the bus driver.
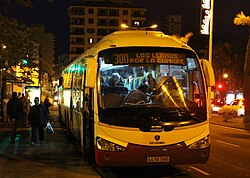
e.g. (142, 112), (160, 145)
(154, 77), (180, 106)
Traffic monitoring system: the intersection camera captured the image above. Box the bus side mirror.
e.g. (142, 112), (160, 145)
(85, 57), (97, 88)
(199, 59), (215, 87)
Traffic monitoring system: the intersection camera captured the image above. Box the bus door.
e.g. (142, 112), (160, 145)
(82, 74), (95, 161)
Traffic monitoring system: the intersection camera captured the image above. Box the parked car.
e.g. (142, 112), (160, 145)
(211, 99), (225, 113)
(229, 99), (245, 116)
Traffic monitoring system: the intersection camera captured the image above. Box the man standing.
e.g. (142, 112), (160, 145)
(7, 92), (23, 137)
(28, 97), (49, 145)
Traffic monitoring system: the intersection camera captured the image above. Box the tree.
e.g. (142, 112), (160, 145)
(0, 0), (41, 71)
(213, 42), (244, 91)
(234, 11), (250, 124)
(0, 15), (38, 68)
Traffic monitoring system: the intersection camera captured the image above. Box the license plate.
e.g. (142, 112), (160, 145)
(146, 156), (170, 163)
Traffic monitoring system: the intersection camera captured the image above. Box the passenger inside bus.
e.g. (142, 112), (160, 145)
(122, 83), (148, 105)
(142, 73), (157, 94)
(108, 73), (124, 86)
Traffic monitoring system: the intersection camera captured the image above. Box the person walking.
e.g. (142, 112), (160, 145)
(44, 96), (51, 114)
(28, 97), (49, 146)
(21, 93), (30, 127)
(2, 94), (9, 125)
(7, 92), (23, 137)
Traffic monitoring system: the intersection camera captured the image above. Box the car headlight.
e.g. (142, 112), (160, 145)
(188, 135), (210, 149)
(96, 137), (126, 151)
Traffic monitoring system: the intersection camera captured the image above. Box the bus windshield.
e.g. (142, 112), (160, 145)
(98, 47), (207, 128)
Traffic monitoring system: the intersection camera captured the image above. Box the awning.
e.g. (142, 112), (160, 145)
(2, 71), (34, 84)
(22, 77), (34, 84)
(2, 71), (17, 81)
(14, 77), (34, 84)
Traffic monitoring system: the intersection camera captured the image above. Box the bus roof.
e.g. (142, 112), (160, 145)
(63, 30), (194, 73)
(100, 30), (191, 49)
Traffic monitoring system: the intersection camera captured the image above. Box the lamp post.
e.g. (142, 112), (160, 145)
(208, 0), (214, 64)
(200, 0), (214, 63)
(200, 0), (214, 114)
(208, 0), (214, 115)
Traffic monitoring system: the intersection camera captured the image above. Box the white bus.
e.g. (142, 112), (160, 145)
(59, 30), (215, 166)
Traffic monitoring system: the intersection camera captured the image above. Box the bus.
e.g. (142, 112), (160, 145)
(58, 30), (215, 166)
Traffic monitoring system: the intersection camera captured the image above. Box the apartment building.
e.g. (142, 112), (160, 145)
(32, 25), (55, 96)
(69, 0), (146, 60)
(164, 15), (182, 35)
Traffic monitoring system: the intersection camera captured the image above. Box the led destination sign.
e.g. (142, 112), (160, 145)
(106, 52), (187, 65)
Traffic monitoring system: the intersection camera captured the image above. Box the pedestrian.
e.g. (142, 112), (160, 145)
(17, 92), (22, 99)
(21, 93), (30, 127)
(7, 92), (23, 137)
(28, 97), (49, 145)
(2, 94), (10, 125)
(44, 96), (51, 114)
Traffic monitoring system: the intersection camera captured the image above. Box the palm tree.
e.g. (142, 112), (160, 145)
(234, 11), (250, 123)
(171, 32), (193, 44)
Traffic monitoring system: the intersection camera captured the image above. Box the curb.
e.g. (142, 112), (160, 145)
(210, 114), (250, 131)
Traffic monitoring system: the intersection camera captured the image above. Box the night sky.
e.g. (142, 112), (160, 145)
(10, 0), (250, 59)
(134, 0), (250, 44)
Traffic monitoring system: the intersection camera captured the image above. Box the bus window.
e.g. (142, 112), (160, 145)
(98, 47), (206, 123)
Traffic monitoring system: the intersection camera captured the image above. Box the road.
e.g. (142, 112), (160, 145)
(176, 124), (250, 178)
(98, 123), (250, 177)
(1, 113), (250, 177)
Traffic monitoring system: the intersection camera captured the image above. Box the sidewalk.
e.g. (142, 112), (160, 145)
(210, 114), (250, 131)
(0, 105), (63, 131)
(0, 106), (100, 178)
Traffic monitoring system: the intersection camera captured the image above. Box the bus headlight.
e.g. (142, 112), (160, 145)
(188, 135), (210, 149)
(96, 137), (126, 151)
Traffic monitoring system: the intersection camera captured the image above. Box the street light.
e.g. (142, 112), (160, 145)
(223, 73), (229, 79)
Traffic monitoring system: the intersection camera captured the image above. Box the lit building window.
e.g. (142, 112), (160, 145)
(89, 38), (93, 43)
(134, 21), (140, 26)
